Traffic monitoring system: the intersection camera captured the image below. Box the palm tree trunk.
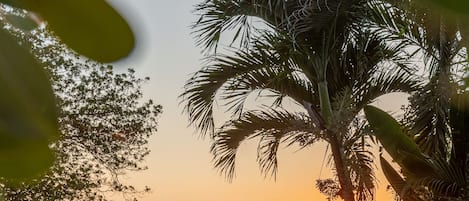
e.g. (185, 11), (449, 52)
(317, 81), (355, 201)
(329, 134), (355, 201)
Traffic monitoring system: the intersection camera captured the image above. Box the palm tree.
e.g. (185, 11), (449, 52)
(181, 1), (419, 201)
(372, 0), (467, 157)
(367, 1), (469, 200)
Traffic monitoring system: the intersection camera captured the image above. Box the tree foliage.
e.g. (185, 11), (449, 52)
(369, 1), (469, 200)
(0, 23), (161, 200)
(366, 103), (468, 201)
(0, 0), (136, 184)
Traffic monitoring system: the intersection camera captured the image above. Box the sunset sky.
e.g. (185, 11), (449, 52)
(107, 0), (408, 200)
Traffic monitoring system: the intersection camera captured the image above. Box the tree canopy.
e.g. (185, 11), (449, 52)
(0, 0), (136, 184)
(0, 20), (161, 200)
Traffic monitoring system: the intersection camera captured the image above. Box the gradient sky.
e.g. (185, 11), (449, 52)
(106, 1), (408, 200)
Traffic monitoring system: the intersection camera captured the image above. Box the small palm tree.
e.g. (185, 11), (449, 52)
(368, 1), (469, 200)
(182, 1), (419, 200)
(372, 0), (467, 157)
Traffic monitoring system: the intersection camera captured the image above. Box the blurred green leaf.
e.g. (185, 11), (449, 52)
(0, 0), (135, 63)
(422, 0), (469, 15)
(0, 140), (54, 183)
(0, 0), (31, 10)
(4, 14), (39, 32)
(0, 28), (59, 183)
(38, 0), (135, 63)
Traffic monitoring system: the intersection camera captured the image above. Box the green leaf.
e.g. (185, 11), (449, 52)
(0, 0), (135, 63)
(421, 0), (469, 15)
(364, 105), (421, 159)
(380, 156), (406, 198)
(0, 0), (31, 10)
(0, 28), (59, 183)
(364, 105), (434, 177)
(39, 1), (135, 62)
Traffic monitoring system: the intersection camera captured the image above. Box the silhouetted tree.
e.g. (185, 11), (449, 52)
(0, 26), (161, 201)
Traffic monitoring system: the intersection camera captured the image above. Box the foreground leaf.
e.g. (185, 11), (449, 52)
(0, 29), (59, 183)
(420, 0), (469, 15)
(0, 0), (135, 62)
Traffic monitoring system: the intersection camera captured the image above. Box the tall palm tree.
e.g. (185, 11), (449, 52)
(182, 1), (418, 200)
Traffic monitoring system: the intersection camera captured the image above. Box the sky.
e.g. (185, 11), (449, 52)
(105, 1), (409, 200)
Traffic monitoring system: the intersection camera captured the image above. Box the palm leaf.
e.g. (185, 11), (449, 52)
(344, 134), (376, 201)
(407, 77), (453, 157)
(192, 0), (290, 53)
(181, 34), (316, 137)
(180, 47), (276, 136)
(368, 1), (428, 50)
(192, 0), (254, 52)
(324, 29), (419, 110)
(424, 158), (465, 197)
(211, 108), (318, 180)
(221, 34), (319, 116)
(355, 67), (420, 110)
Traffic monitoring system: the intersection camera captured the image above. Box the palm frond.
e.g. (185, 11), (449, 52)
(370, 0), (463, 74)
(344, 130), (376, 201)
(327, 29), (419, 107)
(340, 28), (414, 83)
(192, 0), (290, 53)
(192, 0), (254, 52)
(368, 1), (428, 49)
(257, 132), (282, 179)
(355, 67), (420, 109)
(211, 108), (318, 181)
(286, 0), (369, 42)
(409, 157), (465, 198)
(221, 35), (319, 117)
(180, 44), (280, 136)
(181, 34), (317, 137)
(407, 76), (454, 157)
